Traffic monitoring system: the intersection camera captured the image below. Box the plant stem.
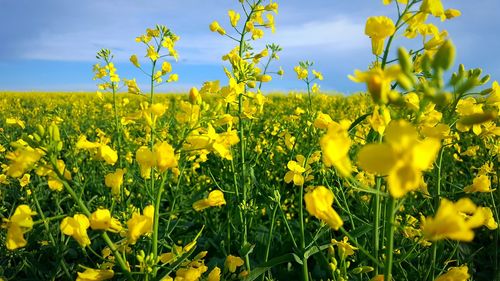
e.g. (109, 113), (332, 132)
(32, 190), (72, 280)
(299, 184), (309, 281)
(261, 204), (278, 281)
(384, 197), (396, 281)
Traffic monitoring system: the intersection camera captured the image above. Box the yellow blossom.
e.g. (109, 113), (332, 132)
(358, 120), (440, 198)
(126, 205), (154, 244)
(60, 214), (91, 247)
(228, 10), (240, 27)
(349, 65), (401, 104)
(464, 175), (493, 193)
(209, 21), (226, 35)
(207, 267), (221, 281)
(90, 209), (122, 233)
(294, 66), (308, 80)
(76, 268), (114, 281)
(304, 186), (343, 230)
(331, 236), (358, 259)
(421, 198), (485, 241)
(320, 121), (353, 177)
(434, 265), (469, 281)
(192, 190), (226, 211)
(365, 16), (396, 55)
(104, 168), (126, 197)
(225, 255), (244, 273)
(2, 205), (37, 250)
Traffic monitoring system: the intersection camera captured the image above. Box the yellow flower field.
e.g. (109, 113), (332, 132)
(1, 0), (499, 280)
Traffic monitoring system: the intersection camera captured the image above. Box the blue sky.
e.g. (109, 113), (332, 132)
(0, 0), (499, 94)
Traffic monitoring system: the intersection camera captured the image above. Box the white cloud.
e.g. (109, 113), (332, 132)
(268, 17), (366, 50)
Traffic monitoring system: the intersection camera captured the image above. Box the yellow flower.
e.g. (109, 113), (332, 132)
(96, 145), (118, 165)
(225, 255), (244, 273)
(420, 0), (446, 21)
(104, 168), (126, 197)
(5, 145), (44, 178)
(284, 159), (306, 186)
(5, 117), (25, 129)
(421, 198), (484, 241)
(2, 205), (37, 250)
(294, 66), (308, 80)
(320, 122), (353, 177)
(18, 173), (30, 187)
(358, 120), (440, 198)
(146, 45), (159, 61)
(154, 142), (178, 172)
(331, 236), (358, 259)
(126, 205), (154, 244)
(349, 65), (401, 104)
(136, 142), (177, 179)
(434, 265), (469, 281)
(304, 186), (343, 230)
(209, 21), (226, 35)
(464, 175), (493, 193)
(368, 105), (391, 135)
(314, 112), (333, 129)
(365, 16), (395, 55)
(312, 70), (323, 80)
(207, 266), (221, 281)
(60, 214), (91, 247)
(76, 268), (114, 281)
(192, 190), (226, 211)
(477, 207), (498, 230)
(90, 209), (122, 233)
(228, 10), (240, 27)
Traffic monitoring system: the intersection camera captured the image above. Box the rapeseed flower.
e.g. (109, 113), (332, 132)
(365, 16), (395, 55)
(225, 255), (244, 273)
(192, 190), (226, 211)
(421, 198), (491, 241)
(104, 168), (126, 197)
(434, 265), (469, 281)
(127, 205), (154, 244)
(349, 65), (401, 104)
(357, 120), (440, 198)
(304, 186), (343, 230)
(320, 121), (353, 177)
(2, 205), (37, 250)
(60, 214), (91, 247)
(76, 268), (114, 281)
(90, 209), (122, 233)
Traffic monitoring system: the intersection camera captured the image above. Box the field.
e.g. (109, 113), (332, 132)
(1, 0), (499, 281)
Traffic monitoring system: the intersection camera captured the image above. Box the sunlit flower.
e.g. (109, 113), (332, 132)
(2, 205), (37, 250)
(90, 209), (122, 233)
(192, 190), (226, 211)
(60, 214), (91, 247)
(304, 186), (343, 230)
(358, 120), (440, 198)
(365, 16), (396, 55)
(127, 205), (154, 244)
(76, 268), (114, 281)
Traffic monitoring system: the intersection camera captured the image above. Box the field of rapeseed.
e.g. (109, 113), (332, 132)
(1, 0), (499, 280)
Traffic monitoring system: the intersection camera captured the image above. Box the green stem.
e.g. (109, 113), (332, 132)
(428, 147), (445, 281)
(299, 185), (309, 281)
(51, 161), (133, 280)
(261, 204), (278, 281)
(384, 197), (397, 281)
(374, 176), (382, 275)
(32, 191), (72, 280)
